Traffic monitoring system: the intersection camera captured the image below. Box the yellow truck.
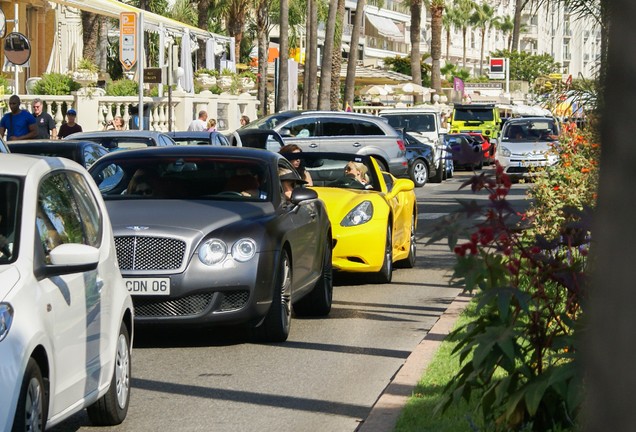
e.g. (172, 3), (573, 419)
(450, 104), (502, 143)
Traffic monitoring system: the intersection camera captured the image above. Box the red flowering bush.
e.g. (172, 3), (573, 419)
(429, 129), (598, 430)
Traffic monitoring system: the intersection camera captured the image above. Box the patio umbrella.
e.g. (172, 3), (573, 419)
(358, 84), (389, 96)
(393, 82), (431, 95)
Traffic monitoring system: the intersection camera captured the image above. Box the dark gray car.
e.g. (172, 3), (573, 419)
(65, 130), (177, 150)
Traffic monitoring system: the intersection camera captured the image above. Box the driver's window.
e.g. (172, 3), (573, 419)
(285, 118), (316, 138)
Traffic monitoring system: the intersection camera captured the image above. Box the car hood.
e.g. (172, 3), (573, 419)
(310, 187), (381, 222)
(106, 200), (273, 238)
(501, 140), (554, 154)
(0, 266), (20, 301)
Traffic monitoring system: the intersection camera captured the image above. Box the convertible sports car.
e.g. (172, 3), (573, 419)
(287, 152), (417, 283)
(88, 146), (333, 342)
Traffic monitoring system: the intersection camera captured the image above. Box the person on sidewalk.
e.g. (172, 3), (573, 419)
(188, 110), (208, 131)
(58, 109), (83, 139)
(0, 95), (37, 141)
(32, 98), (57, 139)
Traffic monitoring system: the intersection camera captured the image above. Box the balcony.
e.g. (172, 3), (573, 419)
(366, 36), (408, 54)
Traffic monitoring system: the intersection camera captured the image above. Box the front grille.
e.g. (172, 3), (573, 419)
(115, 236), (186, 270)
(134, 290), (250, 318)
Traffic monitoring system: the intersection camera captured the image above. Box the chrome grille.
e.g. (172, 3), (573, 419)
(115, 236), (186, 270)
(133, 291), (250, 317)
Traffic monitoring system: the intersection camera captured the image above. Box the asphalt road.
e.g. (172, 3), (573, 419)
(50, 167), (530, 432)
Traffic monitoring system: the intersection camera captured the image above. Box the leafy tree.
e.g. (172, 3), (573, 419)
(442, 6), (459, 61)
(469, 2), (495, 76)
(493, 14), (514, 51)
(384, 56), (431, 87)
(451, 0), (475, 69)
(490, 49), (560, 84)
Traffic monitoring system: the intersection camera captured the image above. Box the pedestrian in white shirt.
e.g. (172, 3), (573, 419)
(187, 110), (208, 131)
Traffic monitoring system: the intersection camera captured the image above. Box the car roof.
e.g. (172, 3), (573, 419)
(9, 139), (100, 148)
(167, 131), (224, 138)
(379, 106), (441, 114)
(504, 116), (557, 124)
(0, 152), (81, 176)
(90, 143), (281, 163)
(66, 130), (169, 139)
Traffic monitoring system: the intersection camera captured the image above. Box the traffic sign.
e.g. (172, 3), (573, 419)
(119, 12), (137, 71)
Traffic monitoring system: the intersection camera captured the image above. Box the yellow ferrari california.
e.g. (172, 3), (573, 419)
(290, 152), (417, 283)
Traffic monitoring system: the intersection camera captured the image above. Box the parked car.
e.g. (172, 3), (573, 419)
(88, 146), (333, 342)
(0, 154), (134, 430)
(243, 110), (409, 177)
(497, 117), (560, 177)
(8, 139), (109, 168)
(379, 107), (449, 182)
(445, 133), (484, 170)
(398, 130), (438, 187)
(166, 131), (230, 146)
(65, 130), (177, 150)
(289, 152), (416, 283)
(228, 128), (285, 151)
(466, 132), (495, 165)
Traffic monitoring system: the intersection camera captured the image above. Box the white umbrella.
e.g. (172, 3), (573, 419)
(180, 29), (194, 93)
(393, 82), (430, 95)
(359, 85), (389, 96)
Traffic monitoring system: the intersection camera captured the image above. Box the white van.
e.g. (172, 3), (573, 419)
(379, 107), (450, 181)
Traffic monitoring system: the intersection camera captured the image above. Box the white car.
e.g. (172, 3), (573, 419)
(496, 117), (560, 177)
(0, 154), (134, 430)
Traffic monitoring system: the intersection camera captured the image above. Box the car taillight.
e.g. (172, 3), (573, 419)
(397, 139), (406, 151)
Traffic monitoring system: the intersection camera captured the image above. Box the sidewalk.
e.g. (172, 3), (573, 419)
(357, 292), (472, 432)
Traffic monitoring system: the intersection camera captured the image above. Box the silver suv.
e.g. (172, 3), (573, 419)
(243, 111), (408, 177)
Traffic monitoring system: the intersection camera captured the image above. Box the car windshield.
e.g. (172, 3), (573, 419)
(91, 157), (271, 201)
(503, 120), (559, 142)
(84, 137), (155, 150)
(243, 112), (298, 130)
(383, 114), (436, 133)
(293, 155), (378, 190)
(0, 176), (21, 264)
(453, 108), (494, 122)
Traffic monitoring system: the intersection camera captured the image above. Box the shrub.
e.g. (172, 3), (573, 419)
(32, 73), (81, 95)
(428, 129), (598, 430)
(106, 79), (139, 96)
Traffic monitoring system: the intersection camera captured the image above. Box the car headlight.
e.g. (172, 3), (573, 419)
(499, 146), (511, 157)
(341, 201), (373, 227)
(0, 303), (14, 342)
(232, 238), (256, 262)
(199, 239), (227, 265)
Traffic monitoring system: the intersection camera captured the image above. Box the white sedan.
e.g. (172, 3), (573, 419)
(496, 117), (560, 177)
(0, 154), (134, 430)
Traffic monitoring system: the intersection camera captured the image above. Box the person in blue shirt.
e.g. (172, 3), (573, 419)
(0, 95), (37, 141)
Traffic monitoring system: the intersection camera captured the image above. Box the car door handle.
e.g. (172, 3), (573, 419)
(352, 142), (362, 147)
(309, 143), (318, 148)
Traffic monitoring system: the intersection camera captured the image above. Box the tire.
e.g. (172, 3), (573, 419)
(12, 358), (47, 432)
(87, 323), (131, 426)
(430, 158), (444, 183)
(253, 249), (292, 342)
(375, 159), (389, 173)
(396, 213), (416, 269)
(294, 239), (333, 316)
(409, 159), (428, 187)
(374, 224), (393, 284)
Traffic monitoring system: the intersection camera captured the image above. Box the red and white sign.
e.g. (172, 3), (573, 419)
(490, 58), (504, 73)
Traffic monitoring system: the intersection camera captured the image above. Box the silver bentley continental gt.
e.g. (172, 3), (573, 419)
(89, 146), (333, 342)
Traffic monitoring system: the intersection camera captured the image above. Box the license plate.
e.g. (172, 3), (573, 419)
(125, 278), (170, 295)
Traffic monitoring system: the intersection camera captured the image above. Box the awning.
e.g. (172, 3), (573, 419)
(365, 13), (403, 40)
(47, 0), (231, 42)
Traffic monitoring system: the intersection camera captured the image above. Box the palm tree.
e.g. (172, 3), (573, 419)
(427, 0), (446, 97)
(442, 6), (458, 60)
(452, 0), (475, 69)
(81, 12), (100, 66)
(470, 2), (495, 76)
(318, 0), (338, 110)
(408, 0), (423, 104)
(343, 0), (366, 109)
(306, 0), (319, 109)
(494, 14), (514, 50)
(330, 0), (346, 110)
(254, 0), (271, 116)
(511, 0), (531, 52)
(277, 0), (289, 111)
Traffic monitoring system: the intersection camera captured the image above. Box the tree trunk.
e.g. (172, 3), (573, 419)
(98, 16), (108, 72)
(302, 0), (311, 109)
(446, 27), (451, 60)
(307, 0), (319, 110)
(410, 0), (423, 104)
(256, 0), (269, 116)
(330, 0), (346, 110)
(81, 11), (99, 65)
(511, 0), (526, 52)
(479, 29), (485, 76)
(318, 0), (338, 110)
(277, 0), (290, 111)
(462, 28), (467, 69)
(430, 3), (444, 96)
(344, 0), (366, 109)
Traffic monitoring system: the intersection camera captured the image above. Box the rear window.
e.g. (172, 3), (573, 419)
(382, 114), (436, 133)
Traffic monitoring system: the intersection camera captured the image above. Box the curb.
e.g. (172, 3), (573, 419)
(357, 293), (472, 432)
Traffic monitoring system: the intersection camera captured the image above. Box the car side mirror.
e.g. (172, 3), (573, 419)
(290, 187), (318, 205)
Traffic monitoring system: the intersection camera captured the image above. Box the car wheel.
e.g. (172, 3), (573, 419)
(430, 158), (444, 183)
(87, 323), (131, 426)
(375, 224), (393, 284)
(254, 249), (292, 342)
(396, 212), (416, 269)
(409, 159), (428, 187)
(294, 238), (333, 316)
(13, 358), (47, 432)
(375, 159), (389, 173)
